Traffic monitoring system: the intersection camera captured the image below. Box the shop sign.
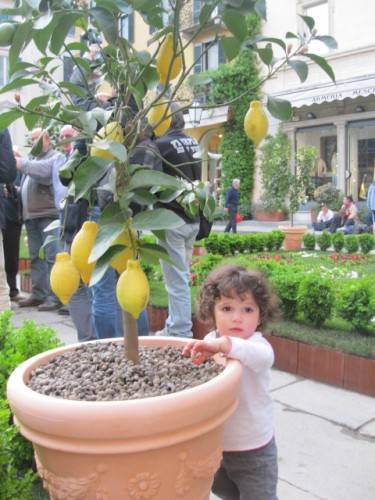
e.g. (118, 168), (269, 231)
(311, 86), (375, 104)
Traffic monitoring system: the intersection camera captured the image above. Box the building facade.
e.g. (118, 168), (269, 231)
(262, 0), (375, 203)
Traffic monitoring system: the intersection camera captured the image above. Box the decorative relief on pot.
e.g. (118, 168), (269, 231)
(95, 487), (109, 500)
(35, 453), (107, 500)
(127, 472), (161, 499)
(175, 448), (222, 496)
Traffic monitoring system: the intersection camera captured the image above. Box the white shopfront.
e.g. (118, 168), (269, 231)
(279, 74), (375, 201)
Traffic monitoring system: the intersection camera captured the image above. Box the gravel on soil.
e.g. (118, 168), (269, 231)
(27, 342), (224, 401)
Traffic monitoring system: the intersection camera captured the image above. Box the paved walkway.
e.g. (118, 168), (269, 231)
(10, 304), (375, 500)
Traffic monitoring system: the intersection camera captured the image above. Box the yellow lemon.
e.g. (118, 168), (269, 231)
(70, 221), (98, 285)
(91, 121), (124, 160)
(244, 100), (269, 147)
(50, 252), (80, 305)
(147, 100), (171, 137)
(111, 228), (137, 274)
(157, 32), (182, 85)
(116, 259), (150, 319)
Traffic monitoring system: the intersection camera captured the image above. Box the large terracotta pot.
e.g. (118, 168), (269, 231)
(7, 337), (242, 500)
(279, 225), (308, 251)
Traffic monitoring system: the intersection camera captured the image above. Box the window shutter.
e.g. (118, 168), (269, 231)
(218, 39), (226, 65)
(128, 12), (134, 43)
(193, 0), (201, 24)
(194, 44), (202, 73)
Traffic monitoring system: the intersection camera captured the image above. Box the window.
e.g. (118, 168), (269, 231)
(149, 0), (171, 34)
(0, 55), (8, 86)
(348, 120), (375, 201)
(296, 124), (337, 189)
(299, 0), (332, 54)
(120, 7), (134, 43)
(193, 0), (222, 24)
(194, 40), (225, 73)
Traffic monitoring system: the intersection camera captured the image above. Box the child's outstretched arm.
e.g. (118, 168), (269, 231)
(182, 337), (232, 365)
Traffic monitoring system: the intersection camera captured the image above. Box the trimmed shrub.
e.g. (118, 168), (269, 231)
(204, 233), (231, 256)
(271, 269), (303, 320)
(332, 231), (345, 252)
(316, 230), (331, 251)
(298, 274), (334, 326)
(270, 230), (285, 251)
(253, 233), (266, 252)
(0, 311), (61, 499)
(336, 281), (375, 333)
(265, 230), (284, 251)
(344, 235), (359, 254)
(191, 253), (223, 285)
(358, 233), (374, 254)
(303, 233), (316, 251)
(0, 399), (36, 500)
(228, 234), (243, 255)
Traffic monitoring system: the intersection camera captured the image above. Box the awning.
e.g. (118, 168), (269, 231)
(274, 74), (375, 109)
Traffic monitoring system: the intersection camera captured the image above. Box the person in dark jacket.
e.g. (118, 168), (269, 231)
(154, 110), (201, 338)
(0, 129), (17, 311)
(224, 178), (240, 233)
(2, 171), (22, 301)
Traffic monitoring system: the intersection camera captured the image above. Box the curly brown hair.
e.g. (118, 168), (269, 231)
(197, 264), (279, 330)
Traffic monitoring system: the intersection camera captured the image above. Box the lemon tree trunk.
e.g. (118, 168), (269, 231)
(122, 311), (139, 363)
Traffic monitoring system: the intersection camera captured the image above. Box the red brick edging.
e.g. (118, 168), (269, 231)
(264, 334), (375, 397)
(147, 306), (375, 396)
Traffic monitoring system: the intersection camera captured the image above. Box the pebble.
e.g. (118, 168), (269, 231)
(27, 343), (224, 402)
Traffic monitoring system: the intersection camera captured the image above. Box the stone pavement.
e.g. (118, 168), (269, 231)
(11, 304), (375, 500)
(212, 211), (311, 234)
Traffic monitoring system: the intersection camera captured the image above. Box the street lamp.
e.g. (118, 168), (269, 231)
(188, 100), (203, 126)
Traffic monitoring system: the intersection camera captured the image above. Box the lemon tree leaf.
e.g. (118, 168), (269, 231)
(267, 96), (292, 121)
(304, 53), (336, 82)
(222, 9), (248, 42)
(132, 208), (185, 230)
(127, 170), (184, 190)
(221, 36), (241, 61)
(73, 157), (111, 201)
(138, 243), (182, 269)
(287, 59), (308, 83)
(89, 222), (124, 262)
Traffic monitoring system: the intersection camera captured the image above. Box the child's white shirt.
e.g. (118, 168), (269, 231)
(205, 330), (274, 451)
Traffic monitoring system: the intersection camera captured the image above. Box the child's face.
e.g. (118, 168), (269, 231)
(214, 292), (260, 340)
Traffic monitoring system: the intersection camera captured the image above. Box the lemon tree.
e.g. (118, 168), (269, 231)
(0, 0), (336, 361)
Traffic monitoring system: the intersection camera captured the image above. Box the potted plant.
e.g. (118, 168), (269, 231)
(313, 182), (344, 216)
(2, 1), (336, 497)
(279, 145), (317, 250)
(258, 129), (290, 221)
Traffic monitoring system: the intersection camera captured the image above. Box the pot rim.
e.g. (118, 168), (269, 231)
(7, 337), (242, 453)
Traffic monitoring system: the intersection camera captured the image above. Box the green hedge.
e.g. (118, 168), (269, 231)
(0, 311), (61, 499)
(303, 231), (375, 253)
(191, 250), (375, 334)
(204, 230), (285, 255)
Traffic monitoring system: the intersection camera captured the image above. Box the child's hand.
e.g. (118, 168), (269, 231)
(182, 337), (231, 365)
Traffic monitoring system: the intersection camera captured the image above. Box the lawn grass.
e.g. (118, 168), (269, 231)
(19, 228), (29, 259)
(149, 280), (198, 309)
(149, 250), (375, 359)
(267, 319), (375, 359)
